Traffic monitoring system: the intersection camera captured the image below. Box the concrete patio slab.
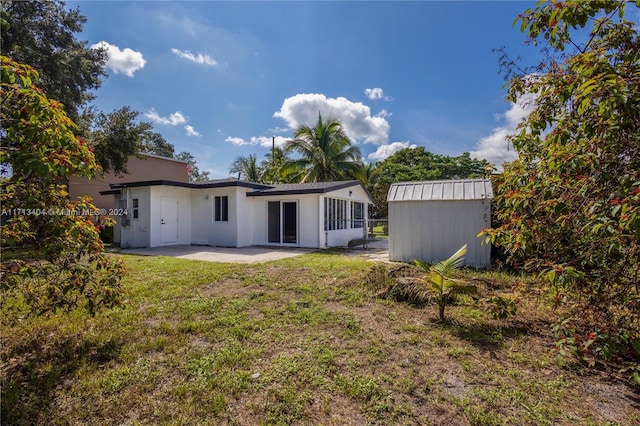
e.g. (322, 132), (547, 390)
(342, 238), (390, 262)
(116, 245), (315, 264)
(113, 238), (390, 264)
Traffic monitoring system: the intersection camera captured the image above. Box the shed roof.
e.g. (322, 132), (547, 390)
(387, 179), (492, 202)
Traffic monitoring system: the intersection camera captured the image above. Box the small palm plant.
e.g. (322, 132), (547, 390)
(413, 244), (476, 321)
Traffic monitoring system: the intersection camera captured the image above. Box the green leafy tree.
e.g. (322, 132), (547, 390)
(483, 0), (640, 373)
(0, 56), (125, 320)
(413, 245), (476, 321)
(0, 0), (106, 122)
(352, 162), (379, 220)
(230, 154), (264, 182)
(1, 1), (175, 176)
(283, 114), (363, 183)
(373, 148), (489, 217)
(352, 162), (379, 194)
(144, 132), (176, 158)
(87, 106), (181, 174)
(176, 151), (210, 182)
(261, 147), (294, 184)
(89, 106), (155, 175)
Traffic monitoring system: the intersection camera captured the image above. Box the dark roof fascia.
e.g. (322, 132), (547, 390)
(109, 180), (192, 189)
(99, 189), (122, 196)
(247, 180), (374, 203)
(109, 179), (271, 190)
(247, 187), (331, 197)
(106, 179), (374, 203)
(197, 180), (271, 190)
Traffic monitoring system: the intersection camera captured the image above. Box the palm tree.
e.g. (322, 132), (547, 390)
(352, 162), (379, 193)
(413, 245), (477, 321)
(229, 154), (263, 182)
(261, 147), (293, 184)
(352, 161), (380, 230)
(283, 113), (363, 182)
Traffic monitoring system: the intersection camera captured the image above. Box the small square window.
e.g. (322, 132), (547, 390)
(132, 198), (139, 219)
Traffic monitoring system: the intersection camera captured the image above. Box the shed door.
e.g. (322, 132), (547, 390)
(160, 197), (178, 243)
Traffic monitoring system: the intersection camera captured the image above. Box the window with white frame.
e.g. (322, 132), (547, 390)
(214, 196), (228, 222)
(324, 197), (347, 231)
(351, 201), (364, 228)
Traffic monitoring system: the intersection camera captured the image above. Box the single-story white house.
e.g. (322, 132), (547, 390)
(100, 179), (372, 249)
(387, 179), (493, 268)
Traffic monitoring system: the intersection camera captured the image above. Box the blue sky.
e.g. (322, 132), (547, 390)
(70, 1), (547, 178)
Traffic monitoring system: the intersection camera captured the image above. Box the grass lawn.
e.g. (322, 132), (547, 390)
(370, 224), (389, 239)
(2, 252), (638, 425)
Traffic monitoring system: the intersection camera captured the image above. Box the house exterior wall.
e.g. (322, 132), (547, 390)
(68, 154), (188, 210)
(252, 193), (320, 248)
(116, 187), (151, 248)
(236, 188), (255, 247)
(388, 199), (491, 267)
(190, 187), (249, 247)
(149, 186), (191, 247)
(321, 186), (370, 248)
(323, 219), (367, 247)
(113, 181), (372, 250)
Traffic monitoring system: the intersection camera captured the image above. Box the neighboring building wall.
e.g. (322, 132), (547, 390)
(389, 199), (491, 267)
(68, 154), (188, 210)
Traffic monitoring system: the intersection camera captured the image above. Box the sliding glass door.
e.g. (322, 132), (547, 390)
(268, 201), (297, 244)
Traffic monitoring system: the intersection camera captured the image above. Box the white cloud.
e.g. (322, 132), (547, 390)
(365, 87), (393, 101)
(504, 95), (534, 125)
(253, 136), (288, 149)
(225, 136), (249, 146)
(470, 94), (536, 167)
(225, 135), (288, 149)
(365, 87), (384, 100)
(368, 141), (417, 161)
(144, 109), (187, 126)
(376, 109), (392, 118)
(91, 41), (146, 77)
(185, 125), (201, 137)
(171, 48), (217, 66)
(268, 126), (290, 134)
(470, 128), (517, 166)
(273, 93), (390, 145)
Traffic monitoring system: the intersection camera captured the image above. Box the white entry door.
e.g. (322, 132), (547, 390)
(160, 197), (178, 243)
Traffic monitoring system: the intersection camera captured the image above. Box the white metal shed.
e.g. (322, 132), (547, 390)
(387, 179), (492, 267)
